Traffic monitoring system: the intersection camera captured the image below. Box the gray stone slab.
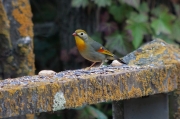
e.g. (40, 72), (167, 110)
(124, 94), (168, 119)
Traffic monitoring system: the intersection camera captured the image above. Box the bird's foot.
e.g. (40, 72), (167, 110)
(84, 67), (91, 70)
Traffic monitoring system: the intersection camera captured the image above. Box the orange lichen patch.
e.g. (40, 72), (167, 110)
(128, 86), (142, 98)
(27, 49), (35, 75)
(4, 87), (22, 98)
(12, 0), (33, 37)
(3, 98), (19, 117)
(128, 39), (180, 66)
(48, 83), (61, 110)
(63, 79), (87, 107)
(36, 84), (50, 110)
(170, 63), (180, 119)
(62, 65), (178, 109)
(10, 100), (19, 116)
(26, 114), (35, 119)
(11, 0), (35, 75)
(0, 92), (3, 99)
(121, 76), (129, 98)
(16, 46), (35, 75)
(168, 67), (177, 91)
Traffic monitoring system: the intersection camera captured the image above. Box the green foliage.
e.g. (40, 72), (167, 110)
(105, 32), (130, 55)
(72, 0), (180, 50)
(71, 0), (89, 8)
(138, 2), (149, 13)
(120, 0), (140, 8)
(108, 4), (132, 23)
(94, 0), (111, 7)
(171, 19), (180, 42)
(76, 105), (108, 119)
(151, 6), (175, 35)
(126, 11), (149, 48)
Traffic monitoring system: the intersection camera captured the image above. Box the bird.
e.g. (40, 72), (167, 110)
(72, 29), (126, 69)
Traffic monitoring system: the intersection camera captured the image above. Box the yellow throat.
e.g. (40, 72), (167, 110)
(74, 36), (86, 51)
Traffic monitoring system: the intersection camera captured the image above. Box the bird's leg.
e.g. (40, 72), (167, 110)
(86, 62), (96, 70)
(99, 61), (104, 67)
(90, 62), (96, 67)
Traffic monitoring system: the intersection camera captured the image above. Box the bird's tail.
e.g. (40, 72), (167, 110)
(107, 55), (126, 64)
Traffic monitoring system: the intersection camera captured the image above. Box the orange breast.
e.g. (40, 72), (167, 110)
(74, 36), (86, 51)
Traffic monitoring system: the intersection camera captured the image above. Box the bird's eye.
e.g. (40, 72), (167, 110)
(81, 33), (83, 35)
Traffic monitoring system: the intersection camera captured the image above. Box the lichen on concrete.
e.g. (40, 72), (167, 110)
(0, 39), (179, 118)
(12, 0), (33, 37)
(123, 38), (180, 66)
(122, 38), (180, 119)
(53, 91), (66, 111)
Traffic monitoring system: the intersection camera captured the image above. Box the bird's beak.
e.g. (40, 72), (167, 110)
(72, 32), (77, 36)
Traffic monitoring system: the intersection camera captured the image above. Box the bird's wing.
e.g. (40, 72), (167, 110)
(89, 38), (114, 57)
(89, 37), (126, 64)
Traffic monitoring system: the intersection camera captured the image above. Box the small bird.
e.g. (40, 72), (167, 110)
(72, 29), (126, 69)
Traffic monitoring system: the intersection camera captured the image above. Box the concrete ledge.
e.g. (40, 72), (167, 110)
(0, 63), (178, 118)
(0, 39), (179, 118)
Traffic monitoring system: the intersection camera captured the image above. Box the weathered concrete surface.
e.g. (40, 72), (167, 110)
(122, 38), (180, 119)
(122, 38), (180, 66)
(0, 0), (35, 80)
(0, 64), (178, 118)
(0, 39), (179, 118)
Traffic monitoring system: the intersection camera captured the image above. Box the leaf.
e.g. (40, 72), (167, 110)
(119, 0), (140, 8)
(127, 12), (148, 23)
(94, 0), (111, 7)
(86, 106), (108, 119)
(174, 4), (180, 18)
(126, 23), (148, 48)
(151, 5), (169, 17)
(126, 10), (150, 48)
(171, 19), (180, 42)
(150, 5), (175, 35)
(71, 0), (89, 8)
(108, 4), (132, 23)
(151, 19), (171, 35)
(159, 11), (175, 23)
(75, 106), (108, 119)
(105, 32), (130, 55)
(137, 2), (149, 13)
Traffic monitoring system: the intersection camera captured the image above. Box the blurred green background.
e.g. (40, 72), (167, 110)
(31, 0), (180, 118)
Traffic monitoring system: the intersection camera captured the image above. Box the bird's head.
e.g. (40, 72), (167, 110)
(72, 29), (88, 41)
